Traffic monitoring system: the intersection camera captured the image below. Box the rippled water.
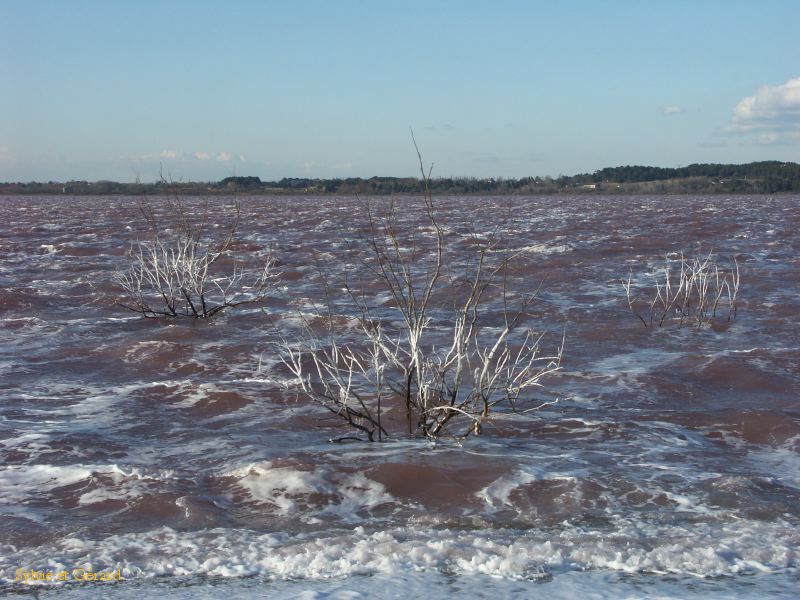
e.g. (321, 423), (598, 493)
(1, 194), (799, 598)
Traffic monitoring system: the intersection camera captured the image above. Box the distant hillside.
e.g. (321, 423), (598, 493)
(589, 161), (800, 183)
(574, 161), (800, 193)
(2, 161), (799, 195)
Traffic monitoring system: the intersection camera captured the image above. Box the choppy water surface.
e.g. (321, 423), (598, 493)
(1, 194), (799, 598)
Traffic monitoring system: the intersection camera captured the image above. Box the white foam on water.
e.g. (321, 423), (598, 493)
(81, 465), (183, 505)
(170, 383), (215, 409)
(477, 467), (577, 510)
(745, 437), (800, 491)
(3, 195), (800, 599)
(224, 462), (394, 520)
(0, 464), (93, 506)
(1, 519), (797, 588)
(591, 348), (679, 378)
(322, 472), (394, 519)
(0, 463), (182, 509)
(228, 461), (326, 514)
(123, 340), (176, 364)
(487, 241), (571, 255)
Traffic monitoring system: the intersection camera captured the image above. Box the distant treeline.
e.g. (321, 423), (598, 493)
(2, 161), (799, 195)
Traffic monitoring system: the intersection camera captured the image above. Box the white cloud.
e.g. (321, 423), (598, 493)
(662, 105), (685, 116)
(138, 149), (244, 163)
(138, 149), (185, 162)
(726, 77), (800, 144)
(0, 146), (13, 163)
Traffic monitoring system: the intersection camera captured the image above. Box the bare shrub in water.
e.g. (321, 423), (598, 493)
(280, 137), (563, 441)
(623, 252), (740, 328)
(116, 190), (277, 318)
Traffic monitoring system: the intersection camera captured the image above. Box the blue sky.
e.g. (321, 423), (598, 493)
(1, 0), (799, 182)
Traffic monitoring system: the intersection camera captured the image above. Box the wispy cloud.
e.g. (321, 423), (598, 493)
(662, 105), (686, 116)
(159, 149), (183, 160)
(139, 149), (243, 163)
(0, 146), (13, 163)
(137, 149), (186, 161)
(724, 76), (800, 144)
(424, 123), (456, 132)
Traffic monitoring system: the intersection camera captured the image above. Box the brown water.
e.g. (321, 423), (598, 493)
(1, 194), (799, 597)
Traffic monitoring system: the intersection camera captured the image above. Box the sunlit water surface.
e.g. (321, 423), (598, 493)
(1, 194), (798, 598)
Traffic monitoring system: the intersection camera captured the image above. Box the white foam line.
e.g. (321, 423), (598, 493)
(1, 520), (796, 584)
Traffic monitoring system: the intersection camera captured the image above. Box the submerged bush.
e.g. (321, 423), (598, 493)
(116, 195), (277, 318)
(280, 138), (563, 441)
(623, 252), (740, 329)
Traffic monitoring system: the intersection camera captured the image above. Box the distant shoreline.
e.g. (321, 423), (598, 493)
(1, 188), (797, 197)
(2, 161), (799, 195)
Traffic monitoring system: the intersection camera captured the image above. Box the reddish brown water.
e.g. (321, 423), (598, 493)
(1, 194), (799, 597)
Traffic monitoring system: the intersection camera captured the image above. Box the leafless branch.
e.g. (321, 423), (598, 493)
(115, 190), (278, 318)
(623, 252), (741, 328)
(280, 136), (563, 441)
